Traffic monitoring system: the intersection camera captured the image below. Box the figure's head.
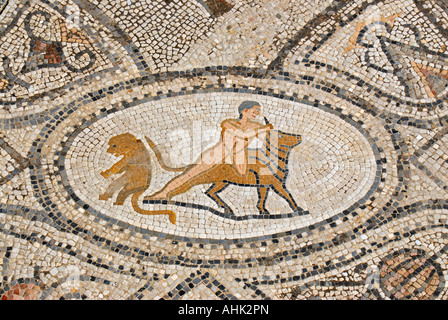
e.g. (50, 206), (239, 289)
(238, 101), (261, 120)
(107, 133), (138, 157)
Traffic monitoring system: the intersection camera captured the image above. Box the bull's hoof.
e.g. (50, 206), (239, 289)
(295, 207), (310, 216)
(258, 209), (270, 215)
(223, 208), (236, 218)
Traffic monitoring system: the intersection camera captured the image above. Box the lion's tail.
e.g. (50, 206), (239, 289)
(131, 192), (176, 224)
(145, 136), (193, 172)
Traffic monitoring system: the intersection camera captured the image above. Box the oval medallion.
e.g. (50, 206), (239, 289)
(61, 91), (380, 242)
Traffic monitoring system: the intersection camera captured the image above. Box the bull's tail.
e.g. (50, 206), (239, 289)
(131, 191), (176, 224)
(145, 136), (193, 173)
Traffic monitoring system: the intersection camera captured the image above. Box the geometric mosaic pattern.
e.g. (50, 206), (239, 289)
(1, 0), (448, 301)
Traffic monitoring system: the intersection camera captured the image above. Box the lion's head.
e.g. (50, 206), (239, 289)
(106, 133), (139, 157)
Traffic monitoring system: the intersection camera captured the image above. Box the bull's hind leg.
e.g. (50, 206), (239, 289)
(257, 187), (270, 214)
(205, 182), (234, 216)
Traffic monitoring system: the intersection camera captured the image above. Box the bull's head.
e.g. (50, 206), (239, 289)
(263, 117), (302, 151)
(273, 130), (302, 151)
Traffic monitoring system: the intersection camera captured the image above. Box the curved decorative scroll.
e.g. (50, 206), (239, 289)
(357, 22), (448, 99)
(22, 10), (96, 74)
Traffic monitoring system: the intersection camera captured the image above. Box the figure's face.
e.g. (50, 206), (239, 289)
(243, 105), (261, 120)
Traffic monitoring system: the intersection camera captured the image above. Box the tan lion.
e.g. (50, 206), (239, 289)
(98, 133), (176, 224)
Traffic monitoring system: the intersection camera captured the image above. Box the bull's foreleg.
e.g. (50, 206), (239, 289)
(271, 181), (300, 212)
(257, 187), (270, 214)
(205, 182), (234, 215)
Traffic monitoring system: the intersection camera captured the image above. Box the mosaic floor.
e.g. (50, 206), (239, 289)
(1, 0), (448, 301)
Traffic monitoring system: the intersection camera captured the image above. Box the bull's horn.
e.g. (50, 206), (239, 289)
(264, 117), (270, 124)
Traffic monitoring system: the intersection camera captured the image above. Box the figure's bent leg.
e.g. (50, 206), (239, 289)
(234, 163), (248, 176)
(147, 163), (214, 200)
(233, 139), (248, 176)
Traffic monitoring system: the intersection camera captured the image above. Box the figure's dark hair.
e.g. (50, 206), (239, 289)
(237, 101), (261, 119)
